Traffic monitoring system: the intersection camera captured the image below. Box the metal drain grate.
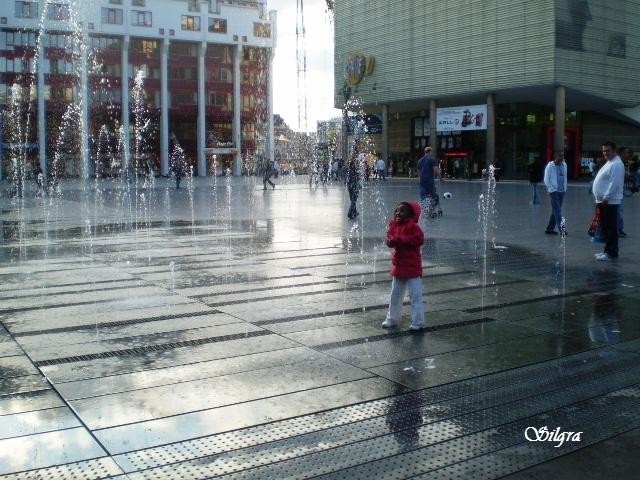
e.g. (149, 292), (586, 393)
(464, 289), (590, 313)
(34, 329), (270, 367)
(0, 283), (142, 302)
(135, 261), (264, 275)
(14, 310), (219, 337)
(251, 304), (390, 326)
(290, 262), (352, 270)
(189, 280), (339, 299)
(0, 278), (127, 292)
(118, 350), (640, 478)
(314, 317), (496, 351)
(205, 286), (363, 307)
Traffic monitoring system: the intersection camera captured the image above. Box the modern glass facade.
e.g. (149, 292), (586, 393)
(335, 0), (640, 179)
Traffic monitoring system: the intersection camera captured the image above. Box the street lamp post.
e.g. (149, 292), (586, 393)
(341, 82), (352, 165)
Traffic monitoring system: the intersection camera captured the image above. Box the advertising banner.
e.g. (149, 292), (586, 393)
(436, 105), (487, 132)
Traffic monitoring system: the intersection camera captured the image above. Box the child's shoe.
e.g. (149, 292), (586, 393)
(409, 323), (425, 331)
(382, 318), (397, 328)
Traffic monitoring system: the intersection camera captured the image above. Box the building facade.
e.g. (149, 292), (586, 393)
(334, 0), (640, 179)
(0, 0), (276, 180)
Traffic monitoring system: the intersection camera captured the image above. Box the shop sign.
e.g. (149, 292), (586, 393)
(437, 104), (487, 132)
(346, 114), (382, 135)
(344, 52), (375, 85)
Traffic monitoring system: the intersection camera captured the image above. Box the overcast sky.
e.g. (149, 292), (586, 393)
(267, 0), (341, 131)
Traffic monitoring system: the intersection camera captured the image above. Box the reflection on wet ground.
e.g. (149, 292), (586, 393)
(1, 177), (640, 478)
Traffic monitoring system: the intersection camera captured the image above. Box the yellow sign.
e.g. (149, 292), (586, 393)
(344, 52), (375, 85)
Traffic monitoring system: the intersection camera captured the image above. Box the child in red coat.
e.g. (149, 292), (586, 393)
(382, 202), (426, 330)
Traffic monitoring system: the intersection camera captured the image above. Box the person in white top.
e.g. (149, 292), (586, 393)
(592, 141), (625, 260)
(543, 151), (568, 235)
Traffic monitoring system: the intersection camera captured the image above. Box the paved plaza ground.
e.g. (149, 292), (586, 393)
(1, 175), (640, 479)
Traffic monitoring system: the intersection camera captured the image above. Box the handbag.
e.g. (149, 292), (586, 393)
(588, 204), (604, 243)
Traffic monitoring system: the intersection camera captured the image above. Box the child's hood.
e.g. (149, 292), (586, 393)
(402, 201), (421, 222)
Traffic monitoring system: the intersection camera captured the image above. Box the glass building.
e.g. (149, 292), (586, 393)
(0, 0), (276, 179)
(334, 0), (640, 179)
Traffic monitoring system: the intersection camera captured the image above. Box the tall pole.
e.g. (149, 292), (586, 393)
(197, 41), (207, 176)
(37, 34), (46, 178)
(121, 36), (131, 177)
(160, 38), (169, 176)
(342, 82), (351, 163)
(233, 43), (242, 176)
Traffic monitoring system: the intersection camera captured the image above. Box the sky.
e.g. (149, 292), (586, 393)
(266, 0), (341, 131)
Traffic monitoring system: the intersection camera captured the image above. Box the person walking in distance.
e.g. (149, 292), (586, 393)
(417, 147), (438, 202)
(262, 157), (276, 190)
(528, 160), (541, 205)
(382, 202), (425, 331)
(543, 151), (568, 235)
(346, 147), (362, 219)
(617, 146), (631, 237)
(593, 141), (625, 261)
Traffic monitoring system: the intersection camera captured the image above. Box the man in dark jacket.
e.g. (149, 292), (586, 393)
(346, 154), (361, 219)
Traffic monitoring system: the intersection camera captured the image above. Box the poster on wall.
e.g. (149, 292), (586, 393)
(436, 105), (487, 132)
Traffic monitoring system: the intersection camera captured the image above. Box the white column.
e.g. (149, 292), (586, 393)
(486, 93), (495, 168)
(268, 11), (277, 164)
(429, 99), (437, 157)
(160, 38), (169, 176)
(555, 85), (566, 156)
(0, 115), (3, 181)
(121, 36), (130, 176)
(80, 36), (90, 178)
(382, 104), (389, 164)
(197, 41), (207, 176)
(267, 47), (275, 164)
(37, 34), (46, 178)
(233, 43), (242, 176)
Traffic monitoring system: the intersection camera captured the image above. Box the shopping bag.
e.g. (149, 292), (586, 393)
(588, 205), (604, 243)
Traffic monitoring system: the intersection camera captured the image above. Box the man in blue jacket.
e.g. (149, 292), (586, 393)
(543, 151), (568, 235)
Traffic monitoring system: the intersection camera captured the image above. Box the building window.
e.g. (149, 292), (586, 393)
(171, 42), (197, 56)
(49, 87), (74, 102)
(208, 69), (230, 82)
(208, 18), (227, 33)
(181, 15), (201, 31)
(253, 23), (271, 38)
(208, 92), (228, 107)
(47, 3), (70, 21)
(15, 1), (38, 18)
(90, 36), (121, 52)
(102, 8), (123, 25)
(171, 67), (196, 80)
(131, 39), (158, 55)
(607, 33), (626, 58)
(109, 0), (122, 4)
(131, 10), (152, 27)
(187, 0), (199, 12)
(131, 0), (145, 6)
(171, 91), (196, 107)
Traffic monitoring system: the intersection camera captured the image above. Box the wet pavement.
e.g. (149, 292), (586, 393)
(1, 175), (640, 478)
